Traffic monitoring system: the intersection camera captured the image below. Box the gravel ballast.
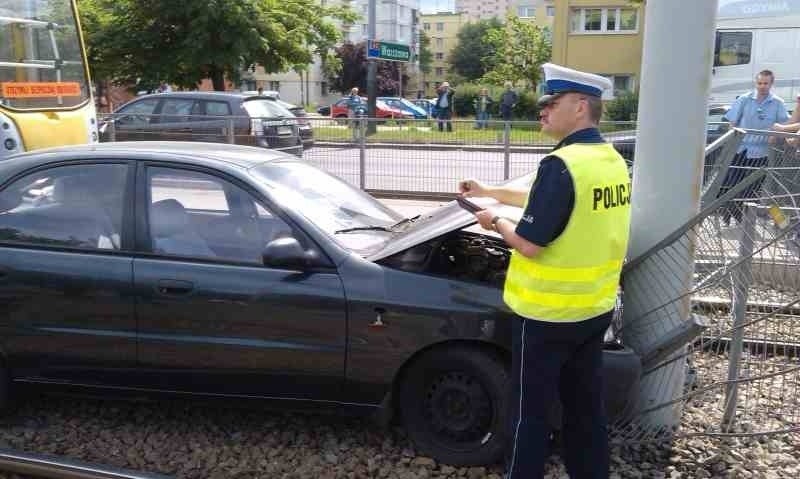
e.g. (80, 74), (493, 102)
(0, 385), (796, 478)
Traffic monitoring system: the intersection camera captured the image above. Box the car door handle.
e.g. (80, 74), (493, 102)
(156, 279), (194, 296)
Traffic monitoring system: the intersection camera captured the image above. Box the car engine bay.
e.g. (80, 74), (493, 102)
(379, 231), (511, 287)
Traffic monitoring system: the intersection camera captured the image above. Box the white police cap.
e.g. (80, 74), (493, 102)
(538, 63), (613, 107)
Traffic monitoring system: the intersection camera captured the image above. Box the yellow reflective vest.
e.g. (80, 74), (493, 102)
(503, 142), (631, 322)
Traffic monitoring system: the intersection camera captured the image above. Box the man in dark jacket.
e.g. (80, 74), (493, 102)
(500, 81), (519, 125)
(435, 82), (455, 132)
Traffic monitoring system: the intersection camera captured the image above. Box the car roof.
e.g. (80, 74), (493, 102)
(131, 91), (278, 102)
(0, 142), (295, 179)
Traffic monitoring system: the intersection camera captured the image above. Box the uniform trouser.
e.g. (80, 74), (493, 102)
(506, 311), (612, 479)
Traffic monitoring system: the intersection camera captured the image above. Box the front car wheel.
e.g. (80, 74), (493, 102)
(398, 346), (509, 466)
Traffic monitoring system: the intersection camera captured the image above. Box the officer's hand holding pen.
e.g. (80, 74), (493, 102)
(458, 179), (489, 198)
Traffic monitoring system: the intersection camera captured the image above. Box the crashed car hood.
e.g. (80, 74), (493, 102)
(367, 173), (535, 262)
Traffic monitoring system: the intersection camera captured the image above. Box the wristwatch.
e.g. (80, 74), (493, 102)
(491, 215), (503, 231)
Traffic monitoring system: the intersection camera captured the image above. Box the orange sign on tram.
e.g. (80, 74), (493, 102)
(1, 82), (82, 98)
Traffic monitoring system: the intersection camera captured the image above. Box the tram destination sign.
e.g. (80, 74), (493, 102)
(367, 39), (411, 62)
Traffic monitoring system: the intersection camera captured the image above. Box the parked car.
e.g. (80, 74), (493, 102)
(329, 97), (413, 122)
(608, 105), (731, 163)
(316, 104), (331, 116)
(240, 90), (281, 100)
(0, 142), (641, 466)
(378, 97), (429, 119)
(247, 96), (313, 150)
(100, 92), (303, 156)
(412, 99), (437, 118)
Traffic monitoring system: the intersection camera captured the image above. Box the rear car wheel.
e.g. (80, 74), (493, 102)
(398, 346), (509, 466)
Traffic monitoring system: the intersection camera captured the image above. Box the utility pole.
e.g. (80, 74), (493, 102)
(623, 0), (719, 430)
(367, 0), (377, 134)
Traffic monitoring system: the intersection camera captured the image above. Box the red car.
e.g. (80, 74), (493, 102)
(330, 97), (412, 121)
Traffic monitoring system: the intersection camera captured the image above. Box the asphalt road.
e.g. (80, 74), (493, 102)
(302, 145), (547, 195)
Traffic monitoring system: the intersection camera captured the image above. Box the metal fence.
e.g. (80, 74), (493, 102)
(100, 114), (639, 198)
(615, 129), (800, 442)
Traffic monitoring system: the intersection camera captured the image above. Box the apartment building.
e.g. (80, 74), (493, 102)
(420, 11), (465, 97)
(551, 0), (645, 98)
(455, 0), (554, 25)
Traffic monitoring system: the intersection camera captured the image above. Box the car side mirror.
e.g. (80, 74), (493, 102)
(262, 237), (318, 268)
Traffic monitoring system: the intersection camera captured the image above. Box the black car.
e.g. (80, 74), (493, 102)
(0, 142), (640, 466)
(608, 105), (731, 163)
(100, 92), (303, 156)
(274, 98), (314, 150)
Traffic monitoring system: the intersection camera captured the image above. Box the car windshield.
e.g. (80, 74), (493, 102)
(250, 161), (403, 256)
(242, 98), (293, 118)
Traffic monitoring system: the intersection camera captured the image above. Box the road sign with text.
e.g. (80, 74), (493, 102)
(366, 39), (411, 62)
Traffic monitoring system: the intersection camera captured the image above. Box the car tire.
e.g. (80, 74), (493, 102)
(398, 345), (509, 466)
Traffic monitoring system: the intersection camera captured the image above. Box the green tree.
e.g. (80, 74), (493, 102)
(80, 0), (355, 91)
(448, 18), (503, 82)
(326, 42), (409, 95)
(481, 15), (551, 89)
(417, 31), (433, 75)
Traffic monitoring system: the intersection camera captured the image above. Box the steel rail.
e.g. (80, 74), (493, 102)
(0, 449), (172, 479)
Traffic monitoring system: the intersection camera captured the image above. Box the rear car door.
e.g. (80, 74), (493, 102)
(151, 97), (201, 142)
(132, 164), (347, 399)
(0, 162), (136, 384)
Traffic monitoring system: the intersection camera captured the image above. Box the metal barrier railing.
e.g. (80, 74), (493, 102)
(616, 128), (800, 442)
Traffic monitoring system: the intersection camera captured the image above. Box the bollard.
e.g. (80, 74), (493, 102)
(107, 118), (116, 143)
(359, 117), (367, 190)
(503, 122), (511, 180)
(227, 118), (236, 144)
(722, 203), (755, 430)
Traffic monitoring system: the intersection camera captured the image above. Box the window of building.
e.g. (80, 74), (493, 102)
(546, 6), (555, 16)
(269, 81), (280, 91)
(321, 81), (328, 96)
(436, 38), (443, 48)
(435, 52), (444, 60)
(570, 8), (639, 34)
(362, 24), (368, 35)
(435, 67), (444, 76)
(436, 22), (444, 31)
(424, 22), (430, 31)
(600, 74), (634, 99)
(714, 31), (753, 67)
(517, 6), (535, 18)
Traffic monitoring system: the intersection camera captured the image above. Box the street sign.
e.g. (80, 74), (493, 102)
(366, 39), (411, 62)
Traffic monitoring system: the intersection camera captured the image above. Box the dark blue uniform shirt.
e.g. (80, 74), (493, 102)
(515, 128), (605, 247)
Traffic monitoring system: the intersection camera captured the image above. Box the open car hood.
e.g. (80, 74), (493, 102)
(367, 173), (535, 262)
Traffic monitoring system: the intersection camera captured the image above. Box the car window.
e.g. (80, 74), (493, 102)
(118, 98), (160, 126)
(204, 101), (231, 116)
(158, 98), (197, 123)
(0, 164), (128, 250)
(241, 98), (293, 118)
(147, 167), (297, 264)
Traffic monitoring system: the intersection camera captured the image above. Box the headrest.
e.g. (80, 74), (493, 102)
(150, 199), (188, 237)
(53, 175), (95, 205)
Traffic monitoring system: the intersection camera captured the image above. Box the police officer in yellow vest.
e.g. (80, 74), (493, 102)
(459, 63), (631, 479)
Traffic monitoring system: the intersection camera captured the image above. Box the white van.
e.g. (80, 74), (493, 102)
(710, 0), (800, 106)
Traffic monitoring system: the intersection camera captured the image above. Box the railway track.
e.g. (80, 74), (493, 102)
(692, 295), (800, 357)
(0, 449), (169, 479)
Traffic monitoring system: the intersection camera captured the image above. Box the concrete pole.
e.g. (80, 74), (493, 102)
(623, 0), (719, 430)
(367, 0), (377, 134)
